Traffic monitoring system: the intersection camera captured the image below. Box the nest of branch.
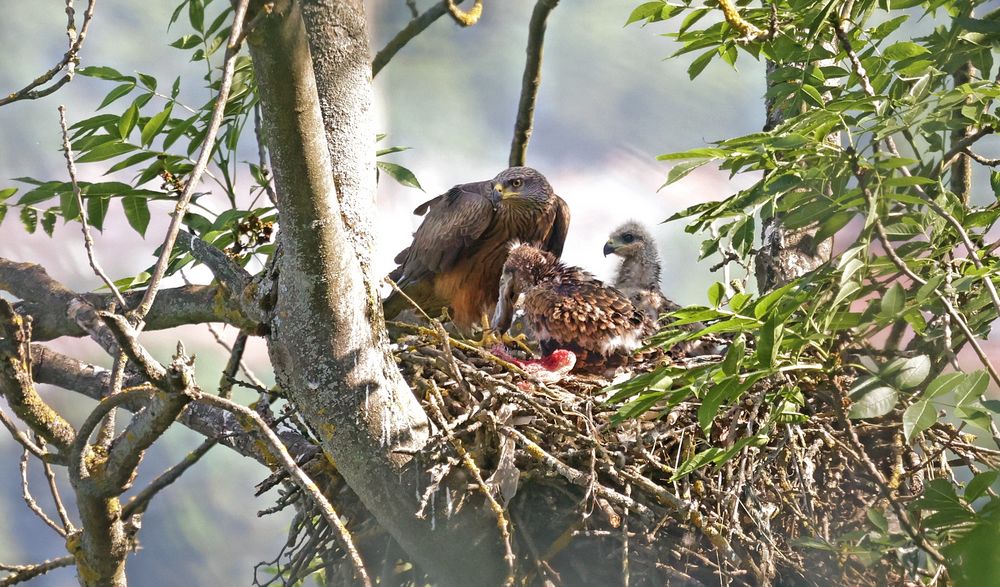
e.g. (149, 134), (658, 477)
(252, 325), (997, 587)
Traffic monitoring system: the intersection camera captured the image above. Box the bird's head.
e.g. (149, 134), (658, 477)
(490, 167), (552, 206)
(491, 243), (555, 332)
(603, 221), (652, 258)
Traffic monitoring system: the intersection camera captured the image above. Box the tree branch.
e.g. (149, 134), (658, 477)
(0, 0), (96, 108)
(0, 257), (256, 340)
(0, 556), (75, 587)
(372, 0), (465, 77)
(0, 301), (77, 452)
(509, 0), (560, 168)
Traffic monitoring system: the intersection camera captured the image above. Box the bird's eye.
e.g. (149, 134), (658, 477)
(622, 234), (635, 243)
(511, 178), (524, 189)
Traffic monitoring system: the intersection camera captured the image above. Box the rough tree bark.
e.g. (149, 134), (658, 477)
(246, 1), (505, 584)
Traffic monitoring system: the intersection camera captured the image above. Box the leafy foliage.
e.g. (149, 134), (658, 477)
(619, 0), (1000, 582)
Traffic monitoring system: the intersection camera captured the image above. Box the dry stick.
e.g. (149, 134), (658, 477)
(0, 0), (96, 107)
(503, 425), (656, 522)
(372, 0), (466, 76)
(121, 437), (216, 518)
(58, 105), (127, 308)
(196, 394), (371, 587)
(132, 0), (251, 323)
(0, 556), (75, 587)
(40, 458), (74, 532)
(18, 450), (66, 537)
(965, 148), (1000, 166)
(508, 0), (560, 167)
(833, 20), (1000, 320)
(0, 409), (47, 461)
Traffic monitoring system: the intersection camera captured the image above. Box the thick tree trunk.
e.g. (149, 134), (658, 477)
(246, 2), (506, 584)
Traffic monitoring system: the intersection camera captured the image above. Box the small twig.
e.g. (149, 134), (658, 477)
(133, 0), (252, 323)
(0, 408), (48, 461)
(373, 0), (466, 76)
(253, 103), (278, 206)
(122, 437), (217, 518)
(0, 0), (96, 107)
(718, 0), (763, 40)
(964, 147), (1000, 167)
(58, 105), (127, 308)
(508, 0), (560, 167)
(19, 450), (66, 537)
(0, 556), (75, 587)
(41, 457), (74, 532)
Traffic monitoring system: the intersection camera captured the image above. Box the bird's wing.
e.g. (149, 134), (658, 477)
(542, 194), (571, 258)
(526, 277), (644, 353)
(391, 180), (496, 286)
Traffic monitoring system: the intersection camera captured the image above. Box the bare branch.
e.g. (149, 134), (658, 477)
(0, 556), (75, 587)
(0, 408), (49, 461)
(121, 437), (216, 518)
(965, 147), (1000, 166)
(133, 0), (252, 322)
(58, 104), (127, 308)
(508, 0), (560, 168)
(41, 457), (75, 532)
(372, 0), (466, 76)
(0, 301), (77, 452)
(19, 450), (67, 537)
(0, 0), (96, 107)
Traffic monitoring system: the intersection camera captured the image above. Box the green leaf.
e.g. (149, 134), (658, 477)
(40, 209), (57, 237)
(991, 171), (1000, 199)
(881, 355), (930, 390)
(118, 104), (139, 140)
(800, 84), (824, 107)
(964, 471), (998, 502)
(122, 196), (150, 236)
(925, 372), (966, 398)
(848, 380), (898, 419)
(883, 41), (929, 61)
(98, 82), (136, 110)
(0, 187), (17, 202)
(955, 371), (989, 407)
(170, 34), (202, 49)
(189, 0), (205, 31)
(720, 334), (746, 376)
(20, 207), (37, 233)
(141, 105), (174, 147)
(687, 48), (715, 80)
(77, 141), (138, 163)
(662, 159), (711, 187)
(625, 1), (665, 25)
(867, 508), (889, 533)
(0, 205), (6, 228)
(707, 282), (725, 308)
(376, 161), (423, 190)
(78, 66), (128, 81)
(902, 399), (937, 442)
(60, 188), (81, 222)
(880, 282), (905, 317)
(87, 195), (111, 231)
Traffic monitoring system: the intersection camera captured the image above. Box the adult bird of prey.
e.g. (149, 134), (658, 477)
(384, 167), (570, 334)
(492, 243), (652, 369)
(603, 221), (681, 323)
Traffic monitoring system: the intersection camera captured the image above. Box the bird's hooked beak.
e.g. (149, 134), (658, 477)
(603, 239), (619, 257)
(489, 183), (503, 209)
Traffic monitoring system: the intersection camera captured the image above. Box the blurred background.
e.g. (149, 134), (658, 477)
(0, 1), (769, 584)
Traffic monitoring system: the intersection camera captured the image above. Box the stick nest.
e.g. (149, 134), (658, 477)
(253, 325), (997, 587)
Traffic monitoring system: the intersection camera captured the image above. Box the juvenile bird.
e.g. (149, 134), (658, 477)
(384, 167), (570, 334)
(492, 243), (652, 370)
(603, 221), (680, 323)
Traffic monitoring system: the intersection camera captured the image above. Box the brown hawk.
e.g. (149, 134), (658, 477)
(491, 243), (652, 365)
(384, 167), (570, 333)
